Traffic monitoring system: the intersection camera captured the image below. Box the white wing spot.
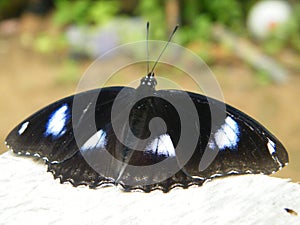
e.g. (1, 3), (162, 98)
(80, 129), (107, 152)
(45, 104), (69, 138)
(267, 138), (276, 155)
(18, 121), (29, 135)
(214, 116), (240, 151)
(145, 134), (176, 157)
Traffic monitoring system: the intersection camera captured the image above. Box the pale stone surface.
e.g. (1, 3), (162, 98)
(1, 151), (299, 225)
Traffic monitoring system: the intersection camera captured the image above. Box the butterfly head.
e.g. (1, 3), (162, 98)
(139, 72), (157, 89)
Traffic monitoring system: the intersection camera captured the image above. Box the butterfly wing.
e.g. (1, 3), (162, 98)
(5, 87), (134, 163)
(164, 90), (288, 179)
(68, 88), (289, 192)
(5, 86), (289, 192)
(136, 89), (288, 191)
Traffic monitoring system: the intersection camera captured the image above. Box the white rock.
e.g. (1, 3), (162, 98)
(0, 151), (299, 225)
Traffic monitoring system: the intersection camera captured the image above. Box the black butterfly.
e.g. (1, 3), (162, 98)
(5, 25), (288, 193)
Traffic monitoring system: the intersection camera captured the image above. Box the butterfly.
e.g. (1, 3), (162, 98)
(5, 24), (288, 193)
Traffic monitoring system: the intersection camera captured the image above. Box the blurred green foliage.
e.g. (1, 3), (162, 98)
(53, 0), (119, 26)
(136, 0), (166, 39)
(33, 33), (66, 54)
(49, 0), (255, 38)
(137, 0), (256, 42)
(49, 0), (299, 53)
(48, 0), (300, 53)
(181, 0), (244, 40)
(2, 0), (299, 57)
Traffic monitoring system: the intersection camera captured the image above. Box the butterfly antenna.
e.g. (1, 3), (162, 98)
(146, 22), (150, 75)
(149, 24), (179, 77)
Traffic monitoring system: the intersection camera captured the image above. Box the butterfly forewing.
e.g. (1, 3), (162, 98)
(186, 91), (288, 177)
(5, 87), (133, 163)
